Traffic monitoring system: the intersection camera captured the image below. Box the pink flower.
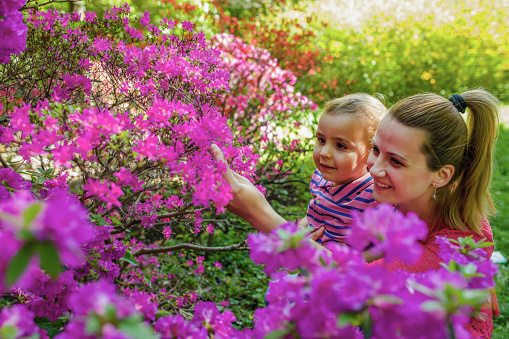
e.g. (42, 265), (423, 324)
(214, 261), (223, 269)
(181, 20), (194, 31)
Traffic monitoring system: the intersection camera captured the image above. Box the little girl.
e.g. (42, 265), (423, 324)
(302, 94), (386, 246)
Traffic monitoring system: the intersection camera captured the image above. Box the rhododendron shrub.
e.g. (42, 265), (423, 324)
(0, 4), (499, 339)
(211, 33), (318, 204)
(0, 168), (498, 338)
(0, 1), (259, 321)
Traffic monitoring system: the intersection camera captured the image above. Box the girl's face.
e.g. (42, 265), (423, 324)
(367, 116), (439, 218)
(313, 113), (370, 186)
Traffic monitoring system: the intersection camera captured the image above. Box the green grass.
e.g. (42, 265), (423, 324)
(492, 124), (509, 338)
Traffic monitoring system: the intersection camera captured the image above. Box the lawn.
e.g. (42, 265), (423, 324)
(492, 123), (509, 337)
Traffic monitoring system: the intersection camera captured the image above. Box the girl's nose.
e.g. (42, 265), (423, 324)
(320, 144), (332, 158)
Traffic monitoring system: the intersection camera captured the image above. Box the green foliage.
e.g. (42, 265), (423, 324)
(492, 125), (509, 337)
(299, 7), (509, 104)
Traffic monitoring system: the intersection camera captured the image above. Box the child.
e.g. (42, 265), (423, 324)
(302, 94), (387, 247)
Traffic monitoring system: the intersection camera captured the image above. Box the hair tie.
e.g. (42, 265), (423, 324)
(448, 94), (467, 113)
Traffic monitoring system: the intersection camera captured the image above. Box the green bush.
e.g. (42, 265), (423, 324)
(299, 7), (509, 104)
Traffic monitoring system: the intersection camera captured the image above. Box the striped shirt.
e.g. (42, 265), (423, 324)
(307, 169), (378, 247)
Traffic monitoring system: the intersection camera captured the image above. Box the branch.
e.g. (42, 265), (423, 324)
(133, 241), (249, 257)
(21, 0), (82, 10)
(0, 154), (10, 169)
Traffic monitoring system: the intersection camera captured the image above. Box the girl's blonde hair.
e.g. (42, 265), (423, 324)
(323, 93), (387, 142)
(388, 89), (500, 233)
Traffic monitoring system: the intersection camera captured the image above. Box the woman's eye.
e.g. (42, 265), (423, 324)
(391, 157), (403, 166)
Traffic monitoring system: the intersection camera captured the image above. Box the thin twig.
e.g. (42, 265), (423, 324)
(133, 241), (249, 257)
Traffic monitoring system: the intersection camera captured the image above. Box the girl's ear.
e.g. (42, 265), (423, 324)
(435, 165), (455, 188)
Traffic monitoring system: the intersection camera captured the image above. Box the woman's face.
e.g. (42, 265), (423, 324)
(367, 116), (438, 217)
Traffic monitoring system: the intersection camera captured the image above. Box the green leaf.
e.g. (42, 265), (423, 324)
(263, 329), (290, 339)
(6, 243), (36, 285)
(24, 203), (42, 226)
(37, 168), (45, 174)
(476, 242), (495, 248)
(120, 251), (139, 267)
(104, 304), (118, 322)
(84, 314), (101, 334)
(461, 263), (479, 275)
(37, 176), (45, 184)
(361, 310), (373, 339)
(421, 300), (445, 312)
(337, 312), (361, 328)
(44, 168), (54, 176)
(0, 325), (19, 339)
(38, 241), (62, 279)
(118, 320), (158, 339)
(90, 213), (109, 226)
(156, 309), (171, 319)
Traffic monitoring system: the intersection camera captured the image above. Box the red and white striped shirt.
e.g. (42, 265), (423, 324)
(307, 169), (378, 247)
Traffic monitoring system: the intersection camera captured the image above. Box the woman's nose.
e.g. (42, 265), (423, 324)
(369, 158), (385, 177)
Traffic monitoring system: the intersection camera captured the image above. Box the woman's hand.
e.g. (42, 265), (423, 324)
(211, 144), (286, 233)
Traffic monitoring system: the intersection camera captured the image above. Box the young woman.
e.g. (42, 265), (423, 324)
(211, 88), (500, 338)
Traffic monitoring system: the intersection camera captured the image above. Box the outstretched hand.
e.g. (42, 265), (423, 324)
(211, 144), (286, 233)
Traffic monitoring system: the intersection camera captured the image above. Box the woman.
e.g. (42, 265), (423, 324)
(211, 89), (500, 338)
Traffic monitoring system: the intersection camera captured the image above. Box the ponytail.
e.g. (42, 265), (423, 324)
(447, 89), (499, 233)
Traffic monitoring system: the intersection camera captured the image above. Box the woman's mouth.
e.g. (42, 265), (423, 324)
(374, 181), (392, 190)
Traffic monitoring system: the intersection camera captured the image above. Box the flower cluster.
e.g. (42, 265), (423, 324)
(0, 0), (27, 64)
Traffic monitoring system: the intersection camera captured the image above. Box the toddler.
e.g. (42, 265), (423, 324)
(304, 94), (386, 246)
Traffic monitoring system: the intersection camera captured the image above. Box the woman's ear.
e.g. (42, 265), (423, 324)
(434, 165), (455, 188)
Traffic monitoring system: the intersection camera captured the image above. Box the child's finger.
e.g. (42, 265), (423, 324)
(308, 226), (325, 242)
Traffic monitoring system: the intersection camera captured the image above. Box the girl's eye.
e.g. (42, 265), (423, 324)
(336, 143), (347, 149)
(317, 137), (325, 144)
(372, 146), (379, 154)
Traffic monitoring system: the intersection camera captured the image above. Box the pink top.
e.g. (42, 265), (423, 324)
(369, 220), (497, 338)
(307, 170), (378, 246)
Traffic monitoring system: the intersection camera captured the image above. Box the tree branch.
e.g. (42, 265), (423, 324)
(133, 241), (249, 257)
(0, 154), (10, 169)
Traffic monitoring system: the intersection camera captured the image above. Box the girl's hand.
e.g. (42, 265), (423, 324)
(308, 225), (325, 242)
(211, 144), (286, 233)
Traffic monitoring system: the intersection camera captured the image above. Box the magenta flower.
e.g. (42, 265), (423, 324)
(0, 168), (31, 200)
(0, 304), (49, 339)
(248, 221), (322, 275)
(350, 204), (428, 265)
(0, 9), (28, 64)
(181, 20), (194, 32)
(154, 314), (207, 339)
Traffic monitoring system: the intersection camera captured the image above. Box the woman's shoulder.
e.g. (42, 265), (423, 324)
(428, 219), (494, 257)
(430, 219), (492, 239)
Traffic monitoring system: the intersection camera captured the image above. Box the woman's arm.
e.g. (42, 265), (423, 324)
(211, 144), (286, 233)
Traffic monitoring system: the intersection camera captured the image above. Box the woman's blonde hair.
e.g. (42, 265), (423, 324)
(388, 89), (500, 233)
(323, 93), (387, 143)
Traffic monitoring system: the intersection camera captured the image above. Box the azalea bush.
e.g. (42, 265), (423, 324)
(0, 0), (262, 328)
(0, 177), (498, 337)
(0, 1), (501, 338)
